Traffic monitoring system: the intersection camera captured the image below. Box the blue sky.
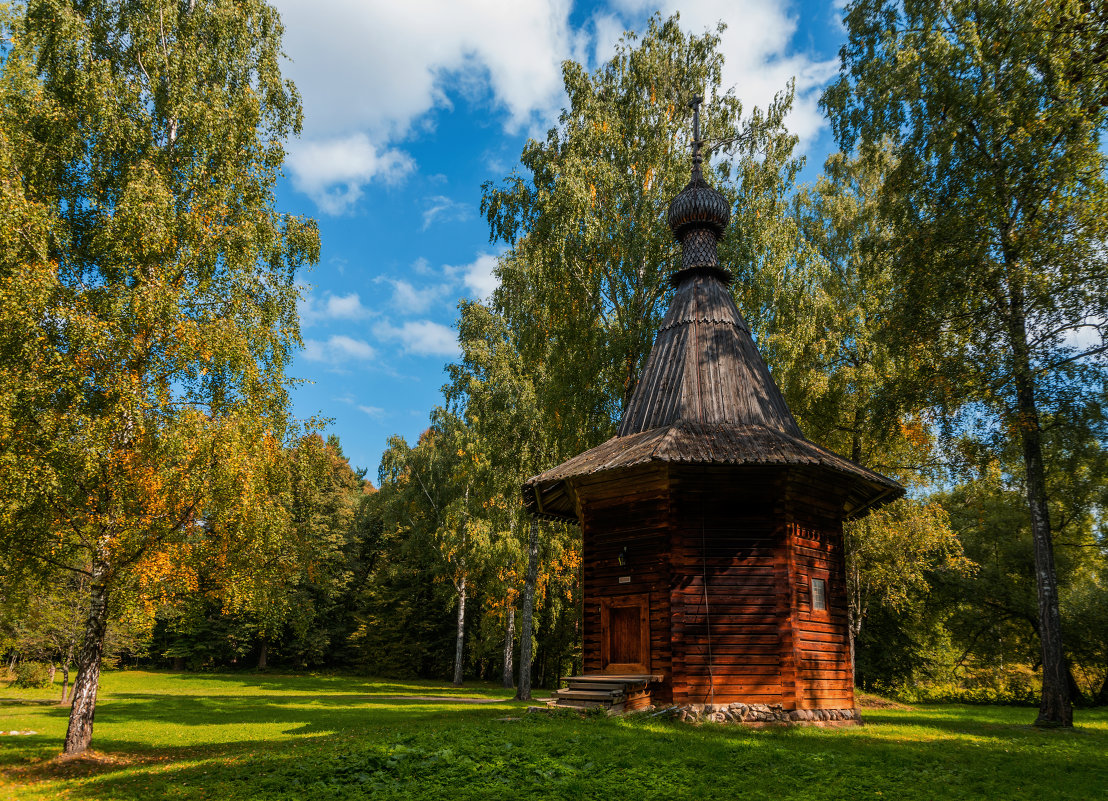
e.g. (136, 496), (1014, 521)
(270, 0), (850, 480)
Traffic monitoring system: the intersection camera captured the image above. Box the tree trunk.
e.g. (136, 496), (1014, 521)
(1010, 308), (1072, 727)
(502, 606), (516, 689)
(60, 659), (70, 704)
(1065, 657), (1085, 707)
(49, 663), (57, 683)
(846, 420), (865, 682)
(535, 580), (553, 689)
(452, 572), (466, 687)
(64, 566), (111, 755)
(844, 541), (864, 680)
(516, 517), (540, 700)
(257, 638), (268, 671)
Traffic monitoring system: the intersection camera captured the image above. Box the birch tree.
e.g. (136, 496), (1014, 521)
(482, 14), (798, 443)
(824, 0), (1108, 726)
(447, 301), (547, 696)
(0, 0), (318, 754)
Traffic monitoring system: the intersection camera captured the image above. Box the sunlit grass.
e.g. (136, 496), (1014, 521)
(2, 671), (1105, 800)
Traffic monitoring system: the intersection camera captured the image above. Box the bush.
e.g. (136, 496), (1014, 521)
(892, 668), (1040, 706)
(12, 661), (52, 689)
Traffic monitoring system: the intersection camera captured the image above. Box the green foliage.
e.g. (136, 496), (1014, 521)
(845, 498), (974, 677)
(0, 0), (319, 618)
(930, 439), (1108, 700)
(825, 0), (1108, 724)
(760, 145), (934, 479)
(345, 483), (458, 678)
(894, 673), (1040, 707)
(11, 660), (51, 689)
(0, 0), (319, 750)
(148, 433), (373, 672)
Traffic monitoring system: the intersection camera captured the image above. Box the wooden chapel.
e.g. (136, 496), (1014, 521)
(522, 101), (904, 718)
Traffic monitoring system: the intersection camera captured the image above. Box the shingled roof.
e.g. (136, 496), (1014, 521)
(522, 105), (903, 523)
(616, 272), (802, 437)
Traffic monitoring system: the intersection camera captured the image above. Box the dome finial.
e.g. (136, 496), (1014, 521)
(666, 92), (732, 286)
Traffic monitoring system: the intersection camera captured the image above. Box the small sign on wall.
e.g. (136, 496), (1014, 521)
(618, 576), (631, 584)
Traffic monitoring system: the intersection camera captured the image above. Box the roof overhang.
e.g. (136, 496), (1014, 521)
(521, 422), (905, 524)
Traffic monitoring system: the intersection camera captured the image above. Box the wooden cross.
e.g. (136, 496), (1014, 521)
(689, 94), (704, 166)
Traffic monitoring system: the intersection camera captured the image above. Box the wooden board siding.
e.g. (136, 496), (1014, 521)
(668, 468), (786, 705)
(789, 520), (854, 709)
(577, 467), (673, 702)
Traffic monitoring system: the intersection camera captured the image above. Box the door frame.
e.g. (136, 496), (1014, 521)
(599, 594), (651, 673)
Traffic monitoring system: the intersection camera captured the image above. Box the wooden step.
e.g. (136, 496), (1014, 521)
(547, 674), (662, 715)
(563, 681), (628, 693)
(549, 698), (616, 709)
(564, 678), (645, 686)
(549, 701), (626, 714)
(552, 689), (624, 702)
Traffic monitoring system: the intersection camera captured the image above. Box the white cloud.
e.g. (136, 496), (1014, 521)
(411, 257), (435, 276)
(300, 291), (373, 326)
(323, 293), (370, 319)
(422, 195), (473, 230)
(374, 320), (460, 358)
(275, 0), (840, 210)
(273, 0), (574, 211)
(357, 405), (385, 418)
(380, 278), (450, 315)
(275, 0), (574, 139)
(590, 12), (627, 69)
(285, 133), (414, 215)
(448, 252), (500, 301)
(303, 335), (378, 364)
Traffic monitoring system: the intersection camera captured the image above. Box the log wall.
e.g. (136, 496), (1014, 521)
(574, 465), (856, 710)
(668, 468), (786, 706)
(789, 522), (853, 708)
(787, 469), (855, 709)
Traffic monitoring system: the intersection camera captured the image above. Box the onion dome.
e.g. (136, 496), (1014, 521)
(667, 167), (731, 240)
(666, 102), (731, 286)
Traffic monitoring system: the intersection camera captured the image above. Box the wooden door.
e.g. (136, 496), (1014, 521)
(600, 595), (650, 674)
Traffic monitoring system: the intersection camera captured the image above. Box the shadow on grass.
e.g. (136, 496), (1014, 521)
(6, 703), (1108, 801)
(154, 670), (515, 699)
(0, 698), (62, 706)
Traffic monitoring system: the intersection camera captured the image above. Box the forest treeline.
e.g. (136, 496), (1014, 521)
(2, 0), (1107, 753)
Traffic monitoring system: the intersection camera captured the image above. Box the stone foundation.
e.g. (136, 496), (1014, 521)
(672, 703), (861, 725)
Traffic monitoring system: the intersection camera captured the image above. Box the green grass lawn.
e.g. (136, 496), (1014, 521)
(1, 671), (1105, 800)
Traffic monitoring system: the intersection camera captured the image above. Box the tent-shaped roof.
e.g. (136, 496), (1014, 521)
(616, 271), (802, 437)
